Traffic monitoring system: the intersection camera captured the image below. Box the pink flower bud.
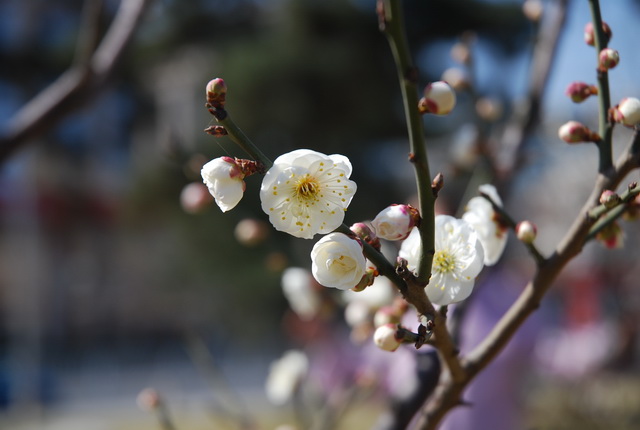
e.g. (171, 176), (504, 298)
(419, 81), (456, 115)
(350, 222), (380, 250)
(373, 306), (400, 328)
(180, 182), (213, 214)
(516, 221), (537, 244)
(598, 48), (619, 70)
(596, 221), (624, 249)
(565, 82), (598, 103)
(599, 190), (621, 208)
(373, 323), (402, 351)
(371, 204), (420, 241)
(234, 218), (270, 247)
(611, 97), (640, 127)
(137, 388), (161, 411)
(584, 22), (612, 47)
(206, 78), (227, 108)
(558, 121), (598, 143)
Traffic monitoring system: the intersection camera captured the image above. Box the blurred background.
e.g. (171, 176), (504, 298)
(0, 0), (639, 429)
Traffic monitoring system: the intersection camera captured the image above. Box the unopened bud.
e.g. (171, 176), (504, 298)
(584, 21), (612, 47)
(558, 121), (599, 143)
(599, 190), (621, 208)
(475, 97), (503, 122)
(373, 324), (402, 352)
(350, 222), (380, 250)
(137, 388), (161, 411)
(431, 172), (445, 196)
(204, 125), (228, 137)
(352, 267), (378, 292)
(180, 182), (213, 214)
(419, 81), (456, 115)
(441, 68), (469, 92)
(598, 48), (619, 71)
(373, 306), (400, 328)
(451, 42), (471, 64)
(522, 0), (543, 22)
(565, 82), (598, 103)
(235, 218), (270, 247)
(371, 204), (420, 241)
(516, 221), (537, 244)
(206, 78), (227, 108)
(611, 97), (640, 127)
(596, 221), (624, 249)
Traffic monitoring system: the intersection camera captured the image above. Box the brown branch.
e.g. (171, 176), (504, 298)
(412, 130), (640, 430)
(0, 0), (153, 163)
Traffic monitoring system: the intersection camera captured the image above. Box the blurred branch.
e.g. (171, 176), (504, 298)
(0, 0), (153, 163)
(495, 0), (569, 177)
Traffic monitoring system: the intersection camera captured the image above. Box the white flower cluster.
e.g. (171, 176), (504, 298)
(201, 144), (508, 309)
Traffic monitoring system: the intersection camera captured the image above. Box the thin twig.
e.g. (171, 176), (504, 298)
(0, 0), (153, 163)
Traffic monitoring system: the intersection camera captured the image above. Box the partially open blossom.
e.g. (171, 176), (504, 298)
(565, 82), (598, 103)
(558, 121), (598, 143)
(598, 48), (619, 70)
(311, 233), (366, 290)
(599, 190), (621, 208)
(201, 157), (245, 212)
(371, 204), (420, 241)
(265, 350), (309, 405)
(419, 81), (456, 115)
(584, 21), (612, 47)
(260, 149), (357, 239)
(399, 216), (484, 306)
(516, 220), (537, 244)
(462, 184), (507, 266)
(596, 221), (625, 249)
(612, 97), (640, 127)
(281, 267), (321, 321)
(373, 324), (402, 352)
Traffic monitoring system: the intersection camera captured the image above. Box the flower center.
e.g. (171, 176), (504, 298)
(432, 250), (457, 274)
(295, 174), (320, 201)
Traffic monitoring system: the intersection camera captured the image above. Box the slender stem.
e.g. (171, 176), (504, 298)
(381, 0), (435, 285)
(587, 182), (640, 219)
(214, 110), (273, 169)
(588, 0), (614, 173)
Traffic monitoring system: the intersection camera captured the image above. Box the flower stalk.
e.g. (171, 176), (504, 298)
(588, 0), (614, 173)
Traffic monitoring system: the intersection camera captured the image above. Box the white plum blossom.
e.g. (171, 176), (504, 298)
(265, 350), (309, 405)
(281, 267), (321, 320)
(311, 232), (366, 290)
(399, 215), (484, 306)
(201, 157), (246, 212)
(462, 184), (507, 266)
(260, 149), (357, 239)
(371, 204), (420, 241)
